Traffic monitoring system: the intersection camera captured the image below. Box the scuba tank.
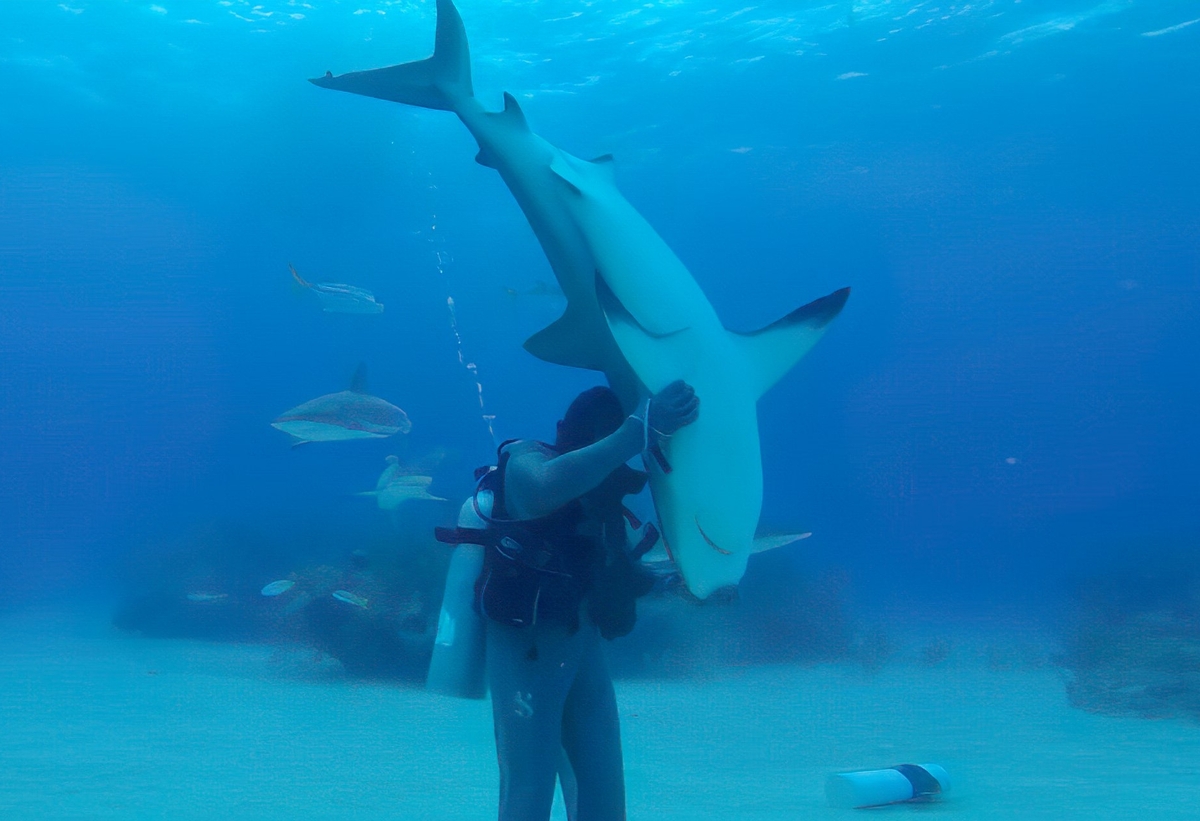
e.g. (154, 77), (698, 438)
(425, 494), (490, 699)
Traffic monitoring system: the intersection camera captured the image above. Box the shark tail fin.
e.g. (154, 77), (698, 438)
(730, 287), (850, 399)
(308, 0), (472, 112)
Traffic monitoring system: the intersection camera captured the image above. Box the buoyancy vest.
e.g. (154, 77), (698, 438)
(434, 440), (659, 639)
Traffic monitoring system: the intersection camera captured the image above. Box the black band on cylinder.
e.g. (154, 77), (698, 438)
(892, 764), (942, 797)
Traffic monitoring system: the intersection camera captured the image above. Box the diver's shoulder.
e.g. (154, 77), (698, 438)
(502, 439), (556, 461)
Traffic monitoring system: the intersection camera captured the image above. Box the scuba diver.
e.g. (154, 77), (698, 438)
(435, 380), (699, 821)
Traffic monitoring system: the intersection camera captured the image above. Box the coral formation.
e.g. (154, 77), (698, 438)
(1061, 549), (1200, 721)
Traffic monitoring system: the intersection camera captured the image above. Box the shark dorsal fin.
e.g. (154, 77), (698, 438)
(350, 362), (369, 393)
(500, 92), (530, 131)
(524, 304), (605, 371)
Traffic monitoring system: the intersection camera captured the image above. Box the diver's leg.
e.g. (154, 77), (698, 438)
(561, 629), (626, 821)
(556, 746), (579, 821)
(487, 620), (587, 821)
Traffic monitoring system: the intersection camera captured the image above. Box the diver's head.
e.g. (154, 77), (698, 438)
(556, 386), (623, 453)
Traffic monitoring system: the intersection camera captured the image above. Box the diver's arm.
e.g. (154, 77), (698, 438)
(506, 380), (699, 520)
(504, 420), (644, 519)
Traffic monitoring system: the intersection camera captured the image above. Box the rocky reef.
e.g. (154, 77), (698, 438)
(1061, 548), (1200, 721)
(112, 509), (450, 683)
(112, 510), (856, 682)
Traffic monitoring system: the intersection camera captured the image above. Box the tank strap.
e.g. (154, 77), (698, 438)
(631, 522), (659, 559)
(433, 526), (491, 547)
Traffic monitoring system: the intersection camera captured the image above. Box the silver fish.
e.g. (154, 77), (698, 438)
(332, 589), (368, 608)
(260, 579), (296, 597)
(290, 263), (383, 314)
(186, 592), (228, 603)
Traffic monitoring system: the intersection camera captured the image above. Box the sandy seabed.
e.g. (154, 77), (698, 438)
(2, 609), (1199, 819)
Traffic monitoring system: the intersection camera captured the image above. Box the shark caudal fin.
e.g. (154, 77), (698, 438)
(730, 287), (850, 399)
(308, 0), (472, 111)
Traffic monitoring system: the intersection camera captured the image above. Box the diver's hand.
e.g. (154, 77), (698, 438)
(648, 380), (699, 436)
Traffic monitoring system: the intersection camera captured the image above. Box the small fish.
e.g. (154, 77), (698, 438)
(186, 592), (228, 602)
(272, 364), (411, 445)
(332, 589), (368, 608)
(290, 263), (384, 314)
(261, 579), (296, 597)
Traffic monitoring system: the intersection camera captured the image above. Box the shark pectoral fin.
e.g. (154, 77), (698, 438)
(596, 276), (689, 392)
(751, 532), (812, 554)
(523, 307), (603, 371)
(309, 0), (472, 111)
(731, 287), (850, 398)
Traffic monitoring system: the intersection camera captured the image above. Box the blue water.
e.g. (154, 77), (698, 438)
(2, 0), (1198, 633)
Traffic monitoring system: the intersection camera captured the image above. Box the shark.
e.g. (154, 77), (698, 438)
(310, 0), (848, 598)
(271, 364), (411, 445)
(357, 455), (447, 510)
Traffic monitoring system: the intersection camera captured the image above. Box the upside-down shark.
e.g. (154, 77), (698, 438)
(310, 0), (848, 598)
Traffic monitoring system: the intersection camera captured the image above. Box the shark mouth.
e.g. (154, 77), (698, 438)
(696, 517), (732, 555)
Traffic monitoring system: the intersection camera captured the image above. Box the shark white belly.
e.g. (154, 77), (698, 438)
(310, 0), (848, 598)
(271, 419), (386, 442)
